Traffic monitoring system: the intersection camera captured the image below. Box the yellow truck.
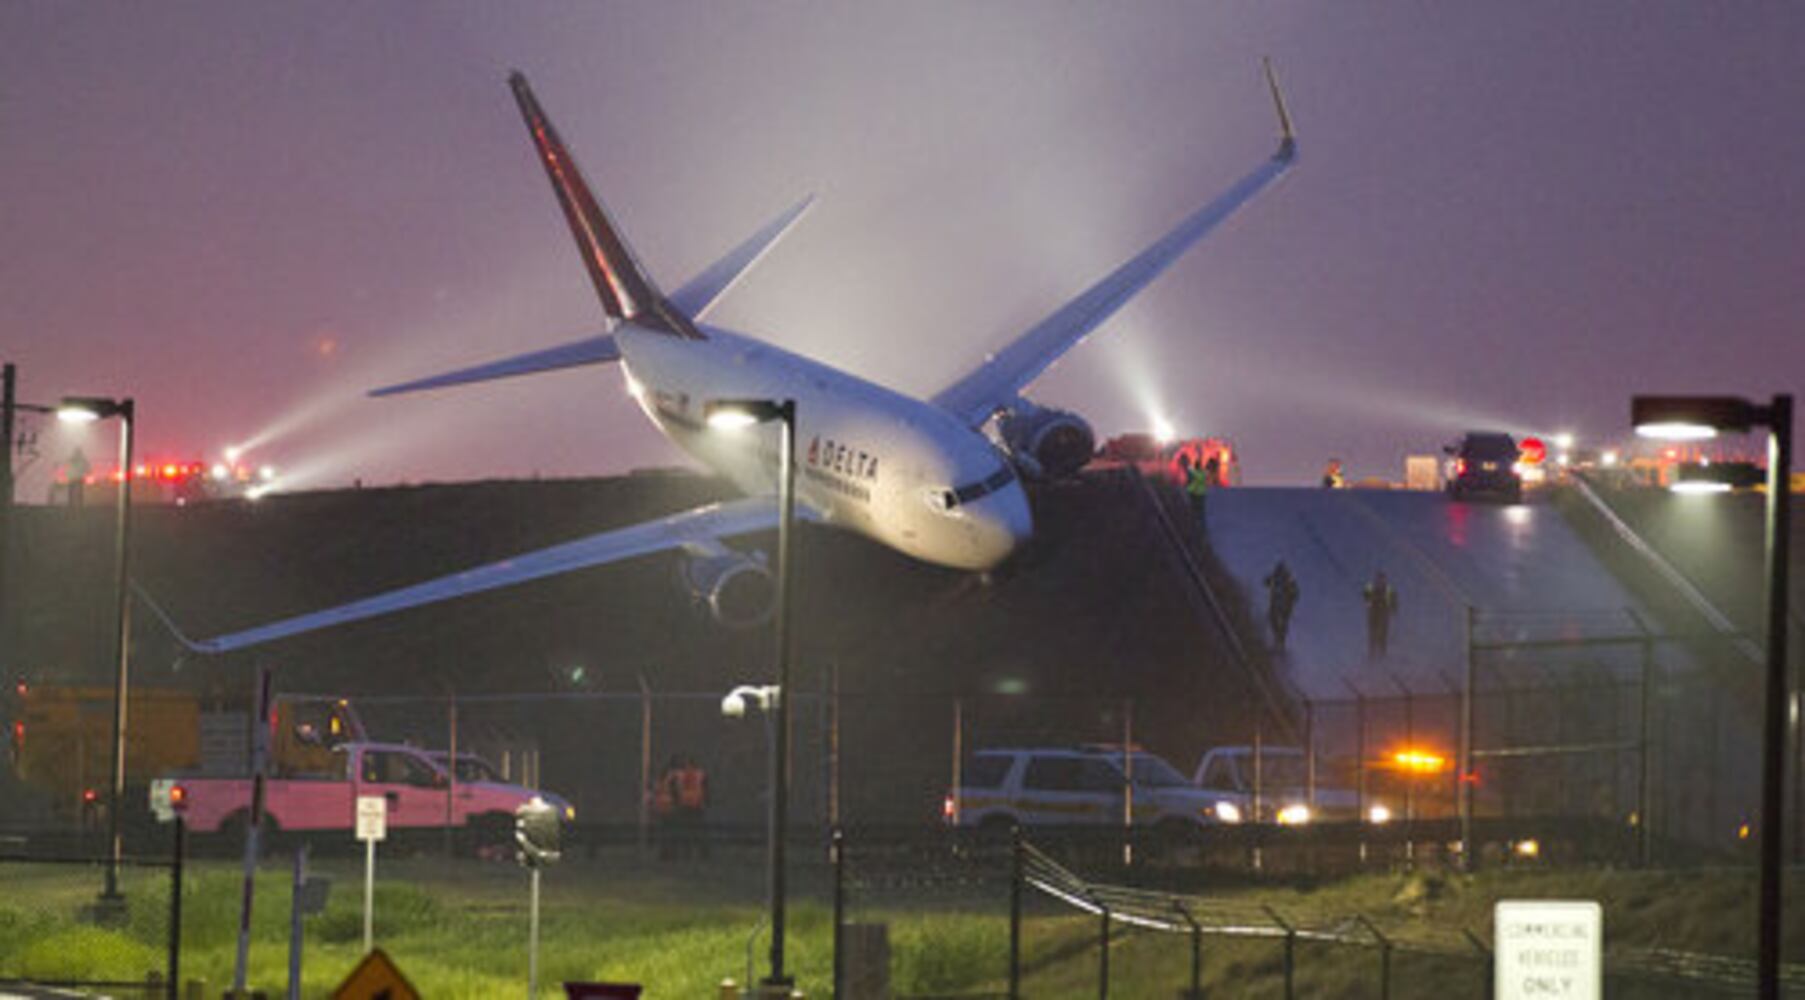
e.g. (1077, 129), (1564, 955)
(6, 682), (364, 826)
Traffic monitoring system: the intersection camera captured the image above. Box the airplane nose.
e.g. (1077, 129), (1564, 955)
(974, 483), (1033, 566)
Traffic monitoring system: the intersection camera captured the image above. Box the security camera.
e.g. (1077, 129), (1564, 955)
(721, 692), (748, 719)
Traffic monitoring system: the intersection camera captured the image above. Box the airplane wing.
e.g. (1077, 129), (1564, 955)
(147, 496), (818, 655)
(930, 60), (1298, 428)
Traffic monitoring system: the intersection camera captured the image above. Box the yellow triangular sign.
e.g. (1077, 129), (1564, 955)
(332, 947), (421, 1000)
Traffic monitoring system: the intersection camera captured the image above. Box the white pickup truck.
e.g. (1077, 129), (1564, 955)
(1193, 745), (1393, 825)
(150, 741), (571, 837)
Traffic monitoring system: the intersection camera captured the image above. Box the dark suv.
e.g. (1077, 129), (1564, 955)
(1446, 431), (1523, 503)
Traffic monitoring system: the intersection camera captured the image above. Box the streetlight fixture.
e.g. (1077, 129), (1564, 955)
(1633, 393), (1792, 1000)
(704, 397), (798, 992)
(57, 395), (136, 903)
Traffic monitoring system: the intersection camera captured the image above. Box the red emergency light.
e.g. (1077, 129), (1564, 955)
(1518, 437), (1547, 466)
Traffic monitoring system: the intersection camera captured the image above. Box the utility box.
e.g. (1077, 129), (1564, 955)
(842, 923), (891, 1000)
(1405, 454), (1442, 492)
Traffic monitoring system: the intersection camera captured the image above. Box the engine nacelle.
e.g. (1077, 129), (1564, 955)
(997, 403), (1095, 480)
(677, 551), (775, 628)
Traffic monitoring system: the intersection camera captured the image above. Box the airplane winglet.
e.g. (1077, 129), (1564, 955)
(1263, 57), (1297, 162)
(132, 581), (218, 655)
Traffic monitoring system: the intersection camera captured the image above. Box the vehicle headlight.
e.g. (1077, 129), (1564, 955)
(1276, 804), (1312, 826)
(1214, 801), (1243, 824)
(1367, 804), (1392, 825)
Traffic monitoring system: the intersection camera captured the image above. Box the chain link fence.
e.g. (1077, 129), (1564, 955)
(829, 826), (1803, 998)
(0, 824), (184, 999)
(313, 614), (1757, 871)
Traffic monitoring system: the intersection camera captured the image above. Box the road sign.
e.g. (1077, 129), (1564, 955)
(1494, 899), (1601, 1000)
(356, 795), (387, 842)
(331, 946), (420, 1000)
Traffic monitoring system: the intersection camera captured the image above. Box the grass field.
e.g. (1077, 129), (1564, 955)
(0, 844), (1789, 998)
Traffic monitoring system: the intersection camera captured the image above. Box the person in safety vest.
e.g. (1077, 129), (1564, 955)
(652, 754), (679, 860)
(1184, 455), (1214, 532)
(667, 754), (709, 860)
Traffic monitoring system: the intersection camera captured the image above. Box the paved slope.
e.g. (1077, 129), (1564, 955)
(1209, 488), (1677, 701)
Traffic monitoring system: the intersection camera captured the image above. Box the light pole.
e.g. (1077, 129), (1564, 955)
(705, 398), (797, 992)
(723, 683), (782, 928)
(1633, 393), (1792, 1000)
(56, 395), (135, 901)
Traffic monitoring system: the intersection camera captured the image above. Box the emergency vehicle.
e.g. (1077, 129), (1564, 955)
(1092, 433), (1241, 488)
(944, 746), (1239, 832)
(48, 455), (278, 506)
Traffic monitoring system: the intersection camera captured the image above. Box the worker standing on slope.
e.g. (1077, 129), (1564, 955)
(1185, 455), (1215, 533)
(1363, 570), (1397, 657)
(1264, 560), (1299, 650)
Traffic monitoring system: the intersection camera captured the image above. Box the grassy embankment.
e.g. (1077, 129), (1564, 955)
(0, 853), (1784, 997)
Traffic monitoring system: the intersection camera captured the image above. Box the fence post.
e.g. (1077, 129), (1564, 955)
(831, 826), (845, 999)
(1174, 901), (1203, 1000)
(1095, 895), (1110, 1000)
(1009, 824), (1022, 1000)
(167, 816), (184, 1000)
(288, 843), (307, 1000)
(1263, 906), (1294, 1000)
(232, 666), (273, 996)
(1390, 672), (1416, 866)
(1356, 915), (1391, 1000)
(952, 698), (964, 828)
(1461, 604), (1476, 872)
(1303, 700), (1316, 811)
(828, 663), (841, 830)
(1462, 927), (1492, 1000)
(637, 673), (652, 858)
(1637, 625), (1655, 868)
(1122, 697), (1134, 868)
(1348, 682), (1369, 866)
(1251, 724), (1264, 873)
(444, 693), (458, 859)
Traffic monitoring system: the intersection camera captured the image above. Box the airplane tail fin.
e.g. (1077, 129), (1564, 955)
(509, 71), (704, 339)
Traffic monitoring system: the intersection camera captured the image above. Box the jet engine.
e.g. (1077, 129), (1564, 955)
(676, 551), (775, 628)
(997, 402), (1096, 480)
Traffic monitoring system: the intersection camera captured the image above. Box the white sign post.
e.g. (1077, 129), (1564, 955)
(1494, 900), (1602, 1000)
(356, 795), (387, 954)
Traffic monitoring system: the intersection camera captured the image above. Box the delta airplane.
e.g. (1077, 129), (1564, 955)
(172, 64), (1297, 653)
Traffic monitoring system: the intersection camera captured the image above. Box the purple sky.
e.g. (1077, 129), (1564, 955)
(5, 3), (1800, 497)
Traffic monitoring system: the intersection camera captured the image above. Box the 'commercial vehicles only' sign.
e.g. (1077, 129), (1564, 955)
(1494, 899), (1602, 999)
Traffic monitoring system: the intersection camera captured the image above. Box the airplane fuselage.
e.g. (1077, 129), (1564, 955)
(615, 324), (1032, 571)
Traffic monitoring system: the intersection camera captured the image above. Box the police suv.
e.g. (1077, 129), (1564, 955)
(944, 746), (1241, 832)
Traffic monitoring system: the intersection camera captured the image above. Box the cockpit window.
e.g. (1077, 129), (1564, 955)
(947, 465), (1017, 508)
